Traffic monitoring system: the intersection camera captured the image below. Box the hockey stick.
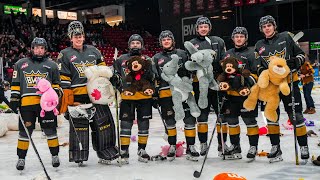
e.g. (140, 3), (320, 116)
(156, 104), (168, 140)
(68, 113), (83, 150)
(217, 92), (226, 160)
(17, 109), (51, 180)
(111, 48), (122, 166)
(290, 71), (299, 165)
(194, 97), (226, 178)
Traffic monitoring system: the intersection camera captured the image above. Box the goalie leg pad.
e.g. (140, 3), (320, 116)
(91, 104), (118, 160)
(68, 115), (90, 162)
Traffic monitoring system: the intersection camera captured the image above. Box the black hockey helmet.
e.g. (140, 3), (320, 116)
(159, 30), (175, 47)
(196, 17), (212, 29)
(68, 21), (85, 38)
(259, 15), (277, 32)
(231, 27), (248, 40)
(2, 80), (10, 87)
(128, 34), (144, 48)
(31, 37), (48, 50)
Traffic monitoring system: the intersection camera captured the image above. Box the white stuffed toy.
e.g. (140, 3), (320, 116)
(0, 120), (8, 137)
(184, 41), (219, 109)
(161, 54), (201, 121)
(84, 65), (119, 105)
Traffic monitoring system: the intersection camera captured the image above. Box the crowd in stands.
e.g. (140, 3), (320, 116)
(0, 12), (160, 82)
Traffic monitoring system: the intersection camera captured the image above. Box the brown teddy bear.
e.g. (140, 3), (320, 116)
(217, 57), (251, 96)
(243, 56), (290, 122)
(124, 56), (154, 96)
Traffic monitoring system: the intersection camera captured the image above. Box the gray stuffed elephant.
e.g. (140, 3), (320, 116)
(161, 54), (201, 121)
(184, 41), (219, 109)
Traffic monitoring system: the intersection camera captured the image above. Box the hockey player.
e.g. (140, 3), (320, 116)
(10, 37), (62, 170)
(222, 27), (259, 161)
(189, 17), (228, 156)
(113, 34), (155, 163)
(255, 15), (309, 163)
(152, 30), (199, 161)
(0, 80), (10, 107)
(58, 21), (118, 165)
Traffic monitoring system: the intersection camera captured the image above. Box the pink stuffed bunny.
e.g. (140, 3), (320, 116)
(35, 79), (59, 117)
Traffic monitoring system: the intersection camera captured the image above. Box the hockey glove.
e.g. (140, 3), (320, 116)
(152, 97), (159, 109)
(286, 57), (301, 70)
(110, 74), (122, 88)
(9, 97), (20, 114)
(59, 89), (74, 114)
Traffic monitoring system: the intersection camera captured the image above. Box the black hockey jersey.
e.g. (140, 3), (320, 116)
(152, 49), (190, 99)
(11, 58), (60, 106)
(225, 47), (258, 97)
(255, 31), (305, 82)
(58, 45), (105, 103)
(113, 53), (155, 100)
(189, 35), (226, 74)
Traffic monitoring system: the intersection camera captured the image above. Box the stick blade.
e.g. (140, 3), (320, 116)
(193, 171), (201, 178)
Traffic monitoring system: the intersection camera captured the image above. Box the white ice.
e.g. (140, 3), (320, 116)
(0, 90), (320, 180)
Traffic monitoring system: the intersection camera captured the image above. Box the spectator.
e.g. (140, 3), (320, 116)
(300, 61), (316, 114)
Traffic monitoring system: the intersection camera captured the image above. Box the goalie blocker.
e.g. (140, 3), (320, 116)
(67, 104), (118, 163)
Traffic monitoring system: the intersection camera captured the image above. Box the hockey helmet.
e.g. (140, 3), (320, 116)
(68, 21), (85, 38)
(259, 15), (277, 32)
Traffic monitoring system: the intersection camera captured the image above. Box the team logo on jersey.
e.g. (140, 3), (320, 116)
(23, 70), (48, 88)
(21, 62), (29, 70)
(72, 60), (96, 78)
(121, 60), (128, 66)
(259, 47), (265, 55)
(261, 48), (286, 64)
(70, 55), (77, 62)
(158, 58), (165, 65)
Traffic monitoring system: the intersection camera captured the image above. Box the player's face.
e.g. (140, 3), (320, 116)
(197, 24), (211, 36)
(233, 34), (246, 47)
(4, 86), (9, 91)
(262, 23), (275, 38)
(33, 45), (46, 56)
(130, 41), (142, 49)
(161, 37), (173, 49)
(71, 34), (85, 49)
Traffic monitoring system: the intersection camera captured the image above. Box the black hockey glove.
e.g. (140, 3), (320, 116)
(152, 97), (159, 109)
(110, 74), (122, 88)
(286, 57), (300, 70)
(9, 97), (20, 114)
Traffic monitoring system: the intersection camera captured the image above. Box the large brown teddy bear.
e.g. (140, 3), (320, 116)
(124, 56), (154, 96)
(243, 56), (290, 122)
(217, 57), (251, 96)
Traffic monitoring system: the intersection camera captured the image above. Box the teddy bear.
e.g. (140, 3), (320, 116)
(243, 56), (290, 122)
(84, 65), (119, 105)
(161, 54), (201, 121)
(124, 56), (155, 96)
(184, 41), (219, 109)
(217, 57), (251, 96)
(35, 78), (59, 117)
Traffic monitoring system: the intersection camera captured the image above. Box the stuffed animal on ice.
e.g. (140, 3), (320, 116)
(160, 141), (185, 157)
(217, 57), (251, 96)
(35, 79), (59, 117)
(124, 56), (154, 96)
(0, 120), (8, 137)
(161, 54), (200, 121)
(84, 65), (119, 105)
(184, 41), (219, 109)
(243, 56), (290, 122)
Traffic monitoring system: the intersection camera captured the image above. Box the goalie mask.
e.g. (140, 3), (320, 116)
(68, 21), (85, 38)
(31, 37), (47, 61)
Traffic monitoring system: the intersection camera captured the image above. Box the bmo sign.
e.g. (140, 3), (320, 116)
(181, 15), (203, 43)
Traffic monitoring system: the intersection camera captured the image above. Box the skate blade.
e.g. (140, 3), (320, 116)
(246, 157), (256, 162)
(299, 159), (308, 165)
(186, 155), (198, 161)
(167, 156), (175, 161)
(224, 153), (242, 160)
(138, 157), (149, 163)
(269, 156), (283, 163)
(98, 159), (111, 165)
(77, 162), (84, 167)
(119, 158), (129, 165)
